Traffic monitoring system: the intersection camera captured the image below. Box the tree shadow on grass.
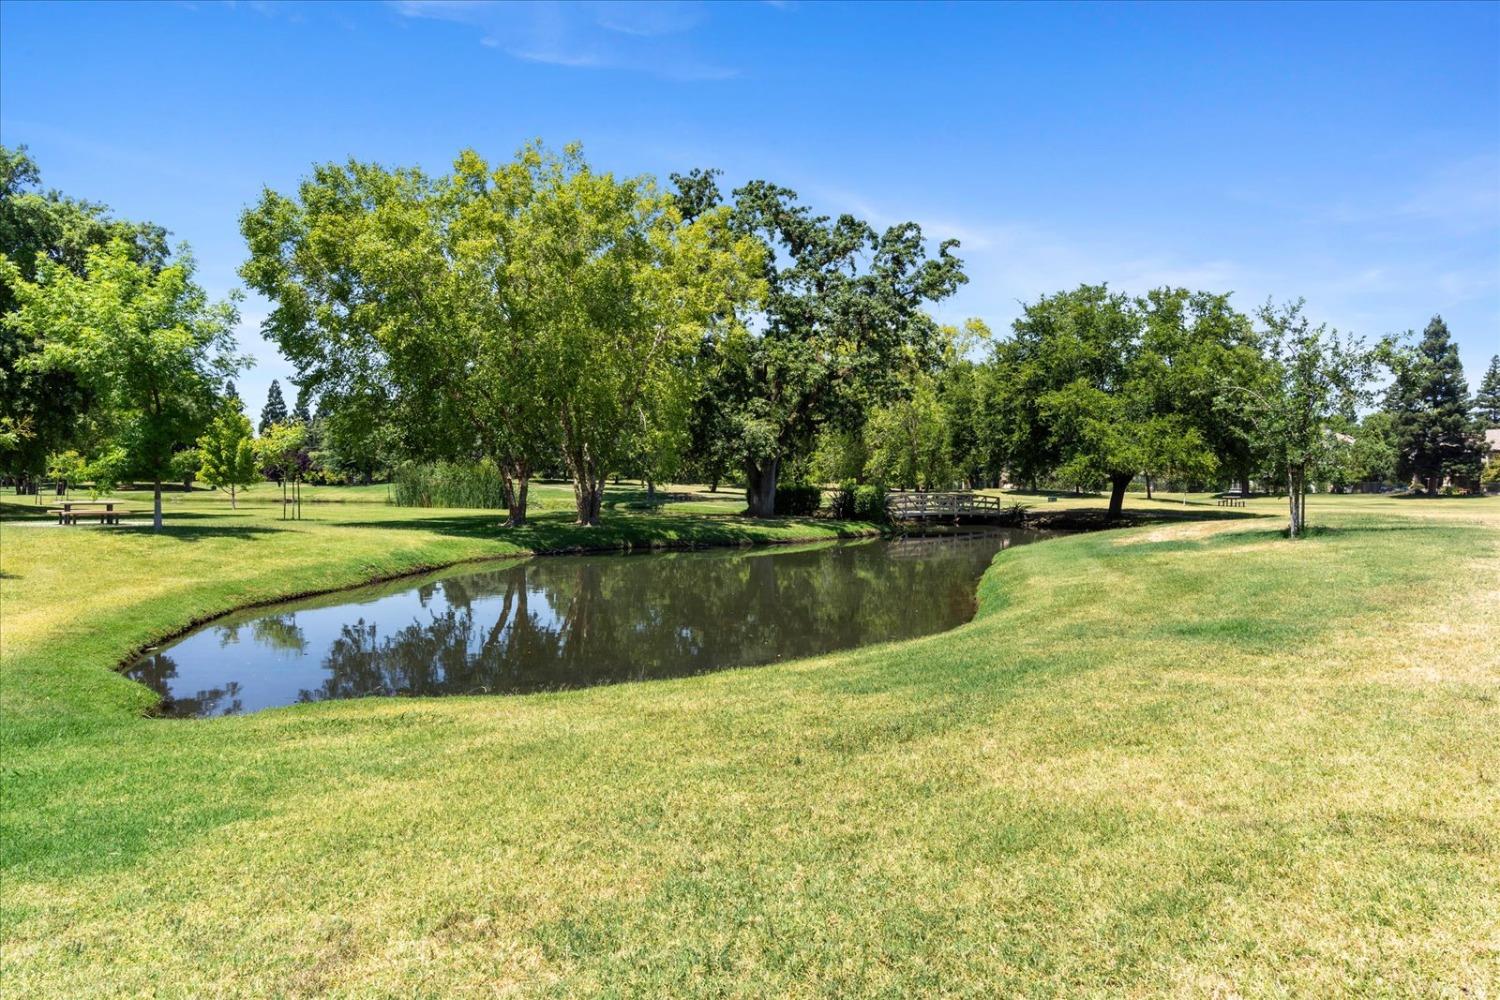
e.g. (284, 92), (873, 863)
(1028, 506), (1267, 531)
(111, 523), (288, 542)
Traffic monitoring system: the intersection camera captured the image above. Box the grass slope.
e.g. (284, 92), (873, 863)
(1, 488), (1496, 997)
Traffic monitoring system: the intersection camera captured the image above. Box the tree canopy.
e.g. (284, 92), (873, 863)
(0, 238), (241, 527)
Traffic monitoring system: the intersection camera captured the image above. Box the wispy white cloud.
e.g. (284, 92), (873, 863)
(391, 1), (739, 81)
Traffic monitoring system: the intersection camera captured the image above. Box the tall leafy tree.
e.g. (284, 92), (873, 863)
(992, 285), (1147, 516)
(1138, 288), (1266, 494)
(520, 150), (764, 524)
(258, 379), (288, 433)
(0, 144), (169, 482)
(243, 150), (548, 523)
(1385, 316), (1481, 492)
(692, 179), (966, 516)
(865, 373), (954, 490)
(995, 285), (1261, 515)
(1221, 301), (1372, 537)
(197, 407), (257, 508)
(0, 239), (242, 529)
(1474, 354), (1500, 428)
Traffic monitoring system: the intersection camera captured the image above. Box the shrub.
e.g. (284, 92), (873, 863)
(830, 481), (888, 521)
(773, 482), (823, 516)
(391, 460), (509, 509)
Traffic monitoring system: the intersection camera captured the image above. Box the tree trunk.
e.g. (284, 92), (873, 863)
(152, 480), (163, 531)
(1287, 464), (1305, 538)
(1239, 475), (1251, 498)
(744, 458), (779, 518)
(229, 485), (237, 509)
(646, 477), (656, 506)
(502, 459), (531, 527)
(1107, 471), (1132, 519)
(708, 477), (718, 493)
(569, 463), (603, 526)
(1145, 474), (1153, 500)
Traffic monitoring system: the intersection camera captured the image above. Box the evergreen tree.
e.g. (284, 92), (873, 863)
(259, 378), (287, 434)
(1476, 354), (1500, 427)
(1386, 316), (1481, 491)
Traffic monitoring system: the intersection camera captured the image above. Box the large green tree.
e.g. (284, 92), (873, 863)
(686, 179), (967, 517)
(0, 144), (169, 483)
(995, 285), (1263, 516)
(243, 144), (761, 526)
(518, 150), (763, 524)
(1385, 316), (1481, 492)
(991, 286), (1143, 515)
(243, 150), (549, 523)
(0, 239), (242, 528)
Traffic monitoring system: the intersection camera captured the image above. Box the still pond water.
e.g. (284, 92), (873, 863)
(128, 529), (1050, 717)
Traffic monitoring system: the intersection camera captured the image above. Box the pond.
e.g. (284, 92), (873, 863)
(127, 529), (1052, 717)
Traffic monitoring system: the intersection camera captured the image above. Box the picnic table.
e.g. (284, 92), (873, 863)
(1216, 492), (1246, 508)
(51, 501), (128, 525)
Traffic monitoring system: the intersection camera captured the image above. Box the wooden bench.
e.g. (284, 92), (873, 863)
(1216, 494), (1246, 508)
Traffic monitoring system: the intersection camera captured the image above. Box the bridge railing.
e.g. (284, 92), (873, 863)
(884, 491), (1007, 519)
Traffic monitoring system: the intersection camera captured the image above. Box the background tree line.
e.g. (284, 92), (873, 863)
(3, 141), (1495, 534)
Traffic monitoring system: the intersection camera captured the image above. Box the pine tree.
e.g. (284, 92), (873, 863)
(259, 379), (288, 434)
(197, 408), (258, 509)
(1386, 316), (1480, 491)
(1476, 354), (1500, 428)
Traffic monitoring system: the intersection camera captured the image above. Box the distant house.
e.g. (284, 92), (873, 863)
(1488, 428), (1500, 464)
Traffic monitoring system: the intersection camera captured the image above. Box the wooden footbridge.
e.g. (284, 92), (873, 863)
(884, 491), (1016, 523)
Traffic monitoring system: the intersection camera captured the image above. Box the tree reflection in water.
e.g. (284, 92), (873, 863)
(129, 530), (1046, 716)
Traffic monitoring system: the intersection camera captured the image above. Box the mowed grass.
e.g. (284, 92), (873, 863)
(1, 487), (1497, 997)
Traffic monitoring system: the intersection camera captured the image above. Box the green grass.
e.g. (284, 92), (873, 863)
(2, 487), (1496, 997)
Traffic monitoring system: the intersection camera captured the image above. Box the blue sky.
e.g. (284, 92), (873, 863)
(2, 0), (1497, 412)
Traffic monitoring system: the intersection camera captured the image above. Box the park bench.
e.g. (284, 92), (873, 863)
(51, 501), (128, 525)
(1216, 493), (1246, 508)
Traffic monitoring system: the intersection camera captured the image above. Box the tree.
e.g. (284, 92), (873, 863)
(1386, 316), (1481, 492)
(197, 408), (257, 508)
(0, 144), (170, 484)
(257, 421), (309, 519)
(1474, 354), (1500, 428)
(1334, 411), (1397, 487)
(693, 179), (966, 516)
(0, 239), (241, 529)
(1221, 301), (1372, 537)
(259, 379), (288, 434)
(993, 286), (1146, 516)
(995, 285), (1259, 516)
(1137, 288), (1266, 495)
(246, 144), (735, 526)
(865, 373), (955, 490)
(291, 381), (313, 424)
(519, 150), (764, 524)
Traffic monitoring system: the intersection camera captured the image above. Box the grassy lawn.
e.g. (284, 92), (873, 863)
(1, 488), (1496, 996)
